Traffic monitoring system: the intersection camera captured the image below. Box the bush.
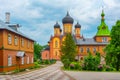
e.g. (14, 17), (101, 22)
(83, 52), (101, 71)
(69, 62), (82, 70)
(105, 65), (111, 71)
(62, 59), (71, 69)
(50, 59), (56, 64)
(44, 60), (50, 64)
(70, 62), (75, 70)
(34, 62), (40, 68)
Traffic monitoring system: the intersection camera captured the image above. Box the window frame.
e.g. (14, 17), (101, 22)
(80, 48), (83, 53)
(55, 40), (58, 48)
(8, 34), (12, 44)
(21, 38), (24, 47)
(14, 36), (18, 45)
(93, 47), (96, 53)
(102, 37), (107, 42)
(87, 48), (90, 53)
(21, 57), (24, 64)
(8, 56), (12, 66)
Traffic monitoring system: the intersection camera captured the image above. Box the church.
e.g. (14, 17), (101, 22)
(42, 10), (111, 61)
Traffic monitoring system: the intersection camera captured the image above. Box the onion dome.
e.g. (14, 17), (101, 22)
(75, 22), (81, 28)
(54, 22), (60, 28)
(62, 12), (74, 24)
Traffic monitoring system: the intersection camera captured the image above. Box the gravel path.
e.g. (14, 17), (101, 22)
(0, 61), (74, 80)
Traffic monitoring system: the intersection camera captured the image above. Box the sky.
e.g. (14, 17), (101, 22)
(0, 0), (120, 45)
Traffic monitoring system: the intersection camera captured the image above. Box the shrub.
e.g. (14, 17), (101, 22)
(50, 59), (56, 64)
(62, 59), (71, 69)
(44, 60), (50, 64)
(105, 65), (111, 71)
(34, 62), (40, 68)
(83, 52), (101, 71)
(69, 62), (82, 70)
(70, 63), (75, 69)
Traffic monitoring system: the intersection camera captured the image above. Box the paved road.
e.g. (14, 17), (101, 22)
(65, 71), (120, 80)
(0, 61), (74, 80)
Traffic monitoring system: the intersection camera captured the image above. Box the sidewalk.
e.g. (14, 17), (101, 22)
(64, 71), (120, 80)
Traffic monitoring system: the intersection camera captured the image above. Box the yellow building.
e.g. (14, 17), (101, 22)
(42, 10), (110, 61)
(0, 12), (34, 72)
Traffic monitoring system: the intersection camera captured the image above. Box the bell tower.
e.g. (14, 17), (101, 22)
(62, 12), (74, 34)
(95, 10), (110, 42)
(54, 22), (61, 36)
(75, 22), (82, 39)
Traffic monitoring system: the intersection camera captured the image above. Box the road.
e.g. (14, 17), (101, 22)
(0, 61), (74, 80)
(65, 71), (120, 80)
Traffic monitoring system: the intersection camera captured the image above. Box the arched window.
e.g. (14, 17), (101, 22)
(21, 38), (24, 47)
(80, 48), (83, 53)
(27, 57), (29, 64)
(14, 36), (18, 45)
(56, 51), (57, 56)
(55, 40), (58, 48)
(8, 34), (12, 44)
(87, 48), (90, 53)
(8, 56), (12, 66)
(93, 48), (96, 53)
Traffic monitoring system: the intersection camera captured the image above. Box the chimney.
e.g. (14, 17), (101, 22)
(5, 12), (10, 24)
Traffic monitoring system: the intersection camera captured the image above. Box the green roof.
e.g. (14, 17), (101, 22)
(96, 10), (110, 36)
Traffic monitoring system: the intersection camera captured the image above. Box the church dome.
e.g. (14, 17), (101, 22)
(54, 22), (60, 28)
(75, 22), (81, 28)
(62, 12), (74, 24)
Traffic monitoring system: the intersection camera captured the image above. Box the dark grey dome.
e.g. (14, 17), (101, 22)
(75, 22), (81, 28)
(54, 22), (60, 28)
(62, 12), (74, 24)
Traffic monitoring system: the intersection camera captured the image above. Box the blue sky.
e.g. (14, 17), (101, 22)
(0, 0), (120, 45)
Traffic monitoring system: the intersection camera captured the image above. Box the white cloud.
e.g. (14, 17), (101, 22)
(0, 0), (120, 45)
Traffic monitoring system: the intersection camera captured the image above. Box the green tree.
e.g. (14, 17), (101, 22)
(83, 52), (101, 70)
(61, 33), (77, 68)
(34, 42), (44, 61)
(105, 20), (120, 71)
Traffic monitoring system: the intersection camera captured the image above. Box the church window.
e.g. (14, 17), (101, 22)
(80, 48), (83, 53)
(77, 30), (79, 34)
(8, 34), (12, 44)
(87, 48), (90, 53)
(93, 48), (96, 53)
(55, 51), (57, 56)
(55, 40), (58, 48)
(102, 37), (107, 42)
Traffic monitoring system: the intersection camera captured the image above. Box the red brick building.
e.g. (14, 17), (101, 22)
(42, 10), (110, 61)
(0, 12), (34, 72)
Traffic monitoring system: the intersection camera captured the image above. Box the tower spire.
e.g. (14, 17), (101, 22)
(101, 9), (105, 22)
(66, 11), (69, 16)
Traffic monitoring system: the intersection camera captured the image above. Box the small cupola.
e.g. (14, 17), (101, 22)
(75, 22), (81, 28)
(54, 22), (60, 28)
(62, 12), (74, 24)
